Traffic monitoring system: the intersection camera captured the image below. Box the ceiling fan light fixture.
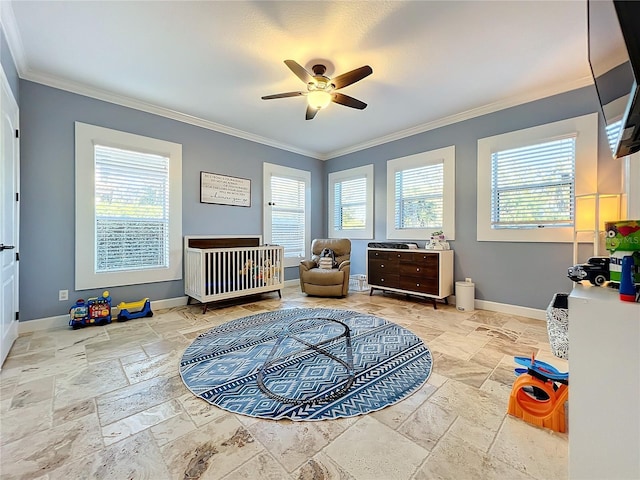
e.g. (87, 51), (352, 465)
(307, 90), (331, 110)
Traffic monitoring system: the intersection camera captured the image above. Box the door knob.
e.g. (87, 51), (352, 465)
(0, 244), (16, 251)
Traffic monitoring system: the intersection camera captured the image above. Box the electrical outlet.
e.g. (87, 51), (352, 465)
(59, 289), (68, 301)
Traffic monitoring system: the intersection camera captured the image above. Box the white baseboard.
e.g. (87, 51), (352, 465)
(18, 291), (546, 334)
(18, 296), (189, 334)
(449, 295), (545, 321)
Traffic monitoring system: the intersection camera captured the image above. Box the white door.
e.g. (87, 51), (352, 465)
(1, 67), (20, 368)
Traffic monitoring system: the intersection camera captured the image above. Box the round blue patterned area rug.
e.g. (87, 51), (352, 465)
(179, 308), (432, 421)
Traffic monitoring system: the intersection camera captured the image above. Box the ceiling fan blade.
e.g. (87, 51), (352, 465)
(332, 92), (367, 110)
(284, 60), (314, 84)
(306, 105), (319, 120)
(331, 65), (373, 90)
(261, 91), (305, 100)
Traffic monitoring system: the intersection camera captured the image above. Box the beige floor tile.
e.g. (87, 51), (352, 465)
(101, 398), (183, 445)
(248, 416), (355, 472)
(0, 413), (103, 479)
(53, 398), (96, 427)
(122, 349), (182, 384)
(54, 358), (128, 406)
(428, 379), (506, 431)
(96, 374), (184, 425)
(150, 410), (197, 446)
(397, 399), (457, 451)
(9, 375), (54, 410)
(0, 402), (54, 446)
(428, 331), (490, 361)
(222, 451), (293, 480)
(431, 353), (492, 388)
(490, 416), (568, 480)
(0, 287), (567, 480)
(293, 451), (355, 480)
(325, 415), (429, 480)
(160, 414), (264, 480)
(371, 381), (437, 429)
(179, 392), (229, 427)
(47, 429), (171, 480)
(414, 433), (534, 480)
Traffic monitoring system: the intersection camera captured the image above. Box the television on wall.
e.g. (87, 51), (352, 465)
(588, 0), (640, 159)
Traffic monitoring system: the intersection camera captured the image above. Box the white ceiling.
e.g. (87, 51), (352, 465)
(3, 0), (596, 159)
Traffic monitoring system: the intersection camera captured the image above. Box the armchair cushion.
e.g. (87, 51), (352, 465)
(299, 238), (351, 297)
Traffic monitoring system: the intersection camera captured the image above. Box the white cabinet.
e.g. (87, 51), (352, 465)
(568, 284), (640, 479)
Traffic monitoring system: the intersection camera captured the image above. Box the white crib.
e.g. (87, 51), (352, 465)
(184, 236), (284, 312)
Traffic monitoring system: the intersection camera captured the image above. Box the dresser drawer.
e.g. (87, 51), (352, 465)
(399, 277), (438, 295)
(401, 252), (439, 268)
(368, 258), (399, 272)
(368, 272), (400, 288)
(368, 250), (403, 262)
(399, 262), (437, 279)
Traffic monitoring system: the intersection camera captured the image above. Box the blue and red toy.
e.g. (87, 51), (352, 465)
(69, 290), (112, 329)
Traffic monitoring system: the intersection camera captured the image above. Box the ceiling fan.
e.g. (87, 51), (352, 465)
(262, 60), (373, 120)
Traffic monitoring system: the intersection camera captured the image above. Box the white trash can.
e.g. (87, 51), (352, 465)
(455, 281), (475, 312)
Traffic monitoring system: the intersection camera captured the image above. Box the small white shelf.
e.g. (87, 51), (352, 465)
(573, 193), (621, 265)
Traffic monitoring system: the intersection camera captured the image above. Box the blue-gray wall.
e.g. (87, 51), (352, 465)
(19, 80), (324, 320)
(1, 24), (19, 101)
(17, 76), (624, 320)
(327, 86), (622, 310)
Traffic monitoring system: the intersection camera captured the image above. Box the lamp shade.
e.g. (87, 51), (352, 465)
(307, 90), (331, 110)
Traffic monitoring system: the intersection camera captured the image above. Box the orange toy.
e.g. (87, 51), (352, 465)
(507, 355), (569, 433)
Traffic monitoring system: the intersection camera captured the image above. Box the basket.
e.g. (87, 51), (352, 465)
(546, 292), (569, 360)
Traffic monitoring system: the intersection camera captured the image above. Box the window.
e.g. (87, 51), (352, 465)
(477, 113), (598, 242)
(491, 137), (576, 229)
(263, 163), (310, 267)
(75, 122), (182, 290)
(386, 146), (455, 240)
(328, 165), (373, 239)
(606, 119), (622, 153)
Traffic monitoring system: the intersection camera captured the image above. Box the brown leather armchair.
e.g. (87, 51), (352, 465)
(299, 239), (351, 297)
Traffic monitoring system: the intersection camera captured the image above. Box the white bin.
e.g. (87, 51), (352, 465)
(455, 281), (475, 312)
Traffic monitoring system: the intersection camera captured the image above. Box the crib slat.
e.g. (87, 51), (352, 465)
(185, 242), (284, 304)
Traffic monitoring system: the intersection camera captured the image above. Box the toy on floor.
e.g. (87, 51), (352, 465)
(69, 290), (112, 329)
(507, 354), (569, 433)
(116, 298), (153, 321)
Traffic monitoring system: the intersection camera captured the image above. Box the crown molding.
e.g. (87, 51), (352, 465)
(16, 64), (594, 163)
(323, 75), (595, 160)
(0, 0), (28, 75)
(4, 0), (593, 164)
(21, 69), (322, 159)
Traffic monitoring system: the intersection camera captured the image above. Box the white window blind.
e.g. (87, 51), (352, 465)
(270, 175), (306, 260)
(491, 136), (576, 229)
(394, 163), (443, 229)
(606, 119), (622, 153)
(334, 176), (367, 230)
(94, 145), (170, 272)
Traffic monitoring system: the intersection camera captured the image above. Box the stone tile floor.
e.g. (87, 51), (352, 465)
(0, 286), (568, 479)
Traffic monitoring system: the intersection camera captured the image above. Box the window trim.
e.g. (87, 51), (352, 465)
(386, 146), (456, 241)
(75, 122), (183, 290)
(477, 113), (598, 242)
(263, 162), (311, 267)
(328, 164), (374, 239)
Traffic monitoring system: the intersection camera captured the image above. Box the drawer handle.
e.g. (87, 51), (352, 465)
(381, 264), (385, 268)
(416, 268), (420, 272)
(416, 283), (420, 287)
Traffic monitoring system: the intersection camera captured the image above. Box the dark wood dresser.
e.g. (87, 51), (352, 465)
(366, 248), (454, 308)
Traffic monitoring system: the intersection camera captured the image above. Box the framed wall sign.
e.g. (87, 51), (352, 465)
(200, 172), (251, 207)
